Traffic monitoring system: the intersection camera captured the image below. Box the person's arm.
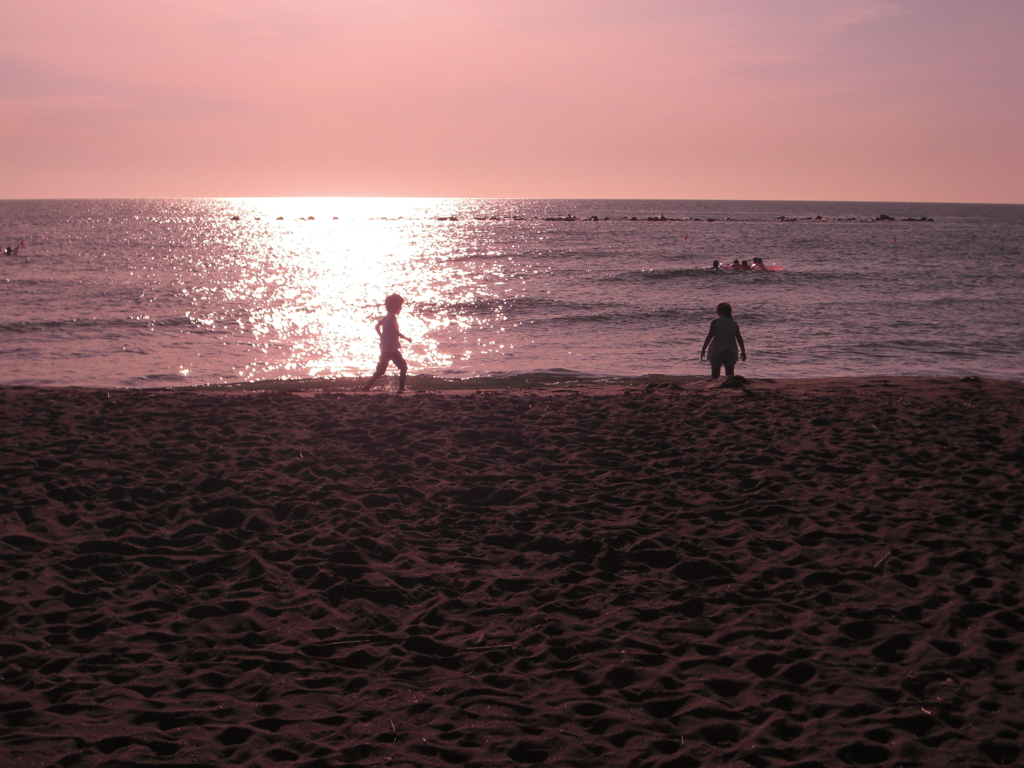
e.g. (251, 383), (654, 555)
(736, 327), (746, 360)
(701, 320), (716, 360)
(374, 318), (384, 338)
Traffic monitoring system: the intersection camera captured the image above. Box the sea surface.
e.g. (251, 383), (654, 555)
(1, 198), (1022, 389)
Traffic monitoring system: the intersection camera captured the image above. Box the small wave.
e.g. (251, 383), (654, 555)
(600, 267), (706, 283)
(183, 372), (700, 393)
(0, 315), (199, 334)
(421, 295), (610, 318)
(519, 305), (706, 329)
(153, 316), (198, 329)
(126, 372), (193, 387)
(447, 252), (508, 263)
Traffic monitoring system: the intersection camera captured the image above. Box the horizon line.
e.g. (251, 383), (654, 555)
(3, 196), (1021, 207)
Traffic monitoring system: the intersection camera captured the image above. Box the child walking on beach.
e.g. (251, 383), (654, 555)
(364, 294), (412, 393)
(701, 302), (746, 379)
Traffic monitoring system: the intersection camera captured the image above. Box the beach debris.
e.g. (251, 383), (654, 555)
(717, 375), (749, 389)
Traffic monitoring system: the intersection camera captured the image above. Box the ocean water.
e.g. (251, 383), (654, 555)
(1, 198), (1022, 388)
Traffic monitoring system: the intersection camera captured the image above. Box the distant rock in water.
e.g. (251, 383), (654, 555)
(875, 214), (896, 221)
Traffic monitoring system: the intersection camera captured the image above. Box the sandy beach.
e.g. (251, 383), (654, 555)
(1, 376), (1022, 768)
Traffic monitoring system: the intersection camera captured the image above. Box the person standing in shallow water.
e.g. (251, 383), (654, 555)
(701, 302), (746, 379)
(364, 294), (411, 393)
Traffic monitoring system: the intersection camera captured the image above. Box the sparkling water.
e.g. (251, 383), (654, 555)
(1, 198), (1022, 387)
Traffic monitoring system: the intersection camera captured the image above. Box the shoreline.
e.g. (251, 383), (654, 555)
(2, 376), (1022, 766)
(7, 373), (1023, 396)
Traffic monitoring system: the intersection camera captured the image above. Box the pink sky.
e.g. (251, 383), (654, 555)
(3, 1), (1022, 202)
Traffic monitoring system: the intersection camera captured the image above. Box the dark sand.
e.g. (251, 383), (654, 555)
(1, 377), (1022, 768)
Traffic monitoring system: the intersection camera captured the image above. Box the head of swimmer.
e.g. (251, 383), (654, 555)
(384, 294), (405, 314)
(716, 302), (733, 318)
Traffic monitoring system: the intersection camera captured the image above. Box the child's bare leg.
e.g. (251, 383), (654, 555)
(711, 363), (722, 379)
(364, 356), (389, 391)
(397, 358), (408, 392)
(724, 361), (736, 377)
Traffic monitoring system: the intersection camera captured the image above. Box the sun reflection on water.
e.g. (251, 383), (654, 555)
(185, 198), (513, 382)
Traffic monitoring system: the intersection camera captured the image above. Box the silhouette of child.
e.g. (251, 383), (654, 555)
(701, 302), (746, 378)
(363, 294), (412, 393)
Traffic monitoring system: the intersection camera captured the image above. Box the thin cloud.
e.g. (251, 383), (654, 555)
(1, 0), (1021, 201)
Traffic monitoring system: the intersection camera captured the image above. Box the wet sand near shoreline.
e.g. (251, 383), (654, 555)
(1, 377), (1022, 767)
